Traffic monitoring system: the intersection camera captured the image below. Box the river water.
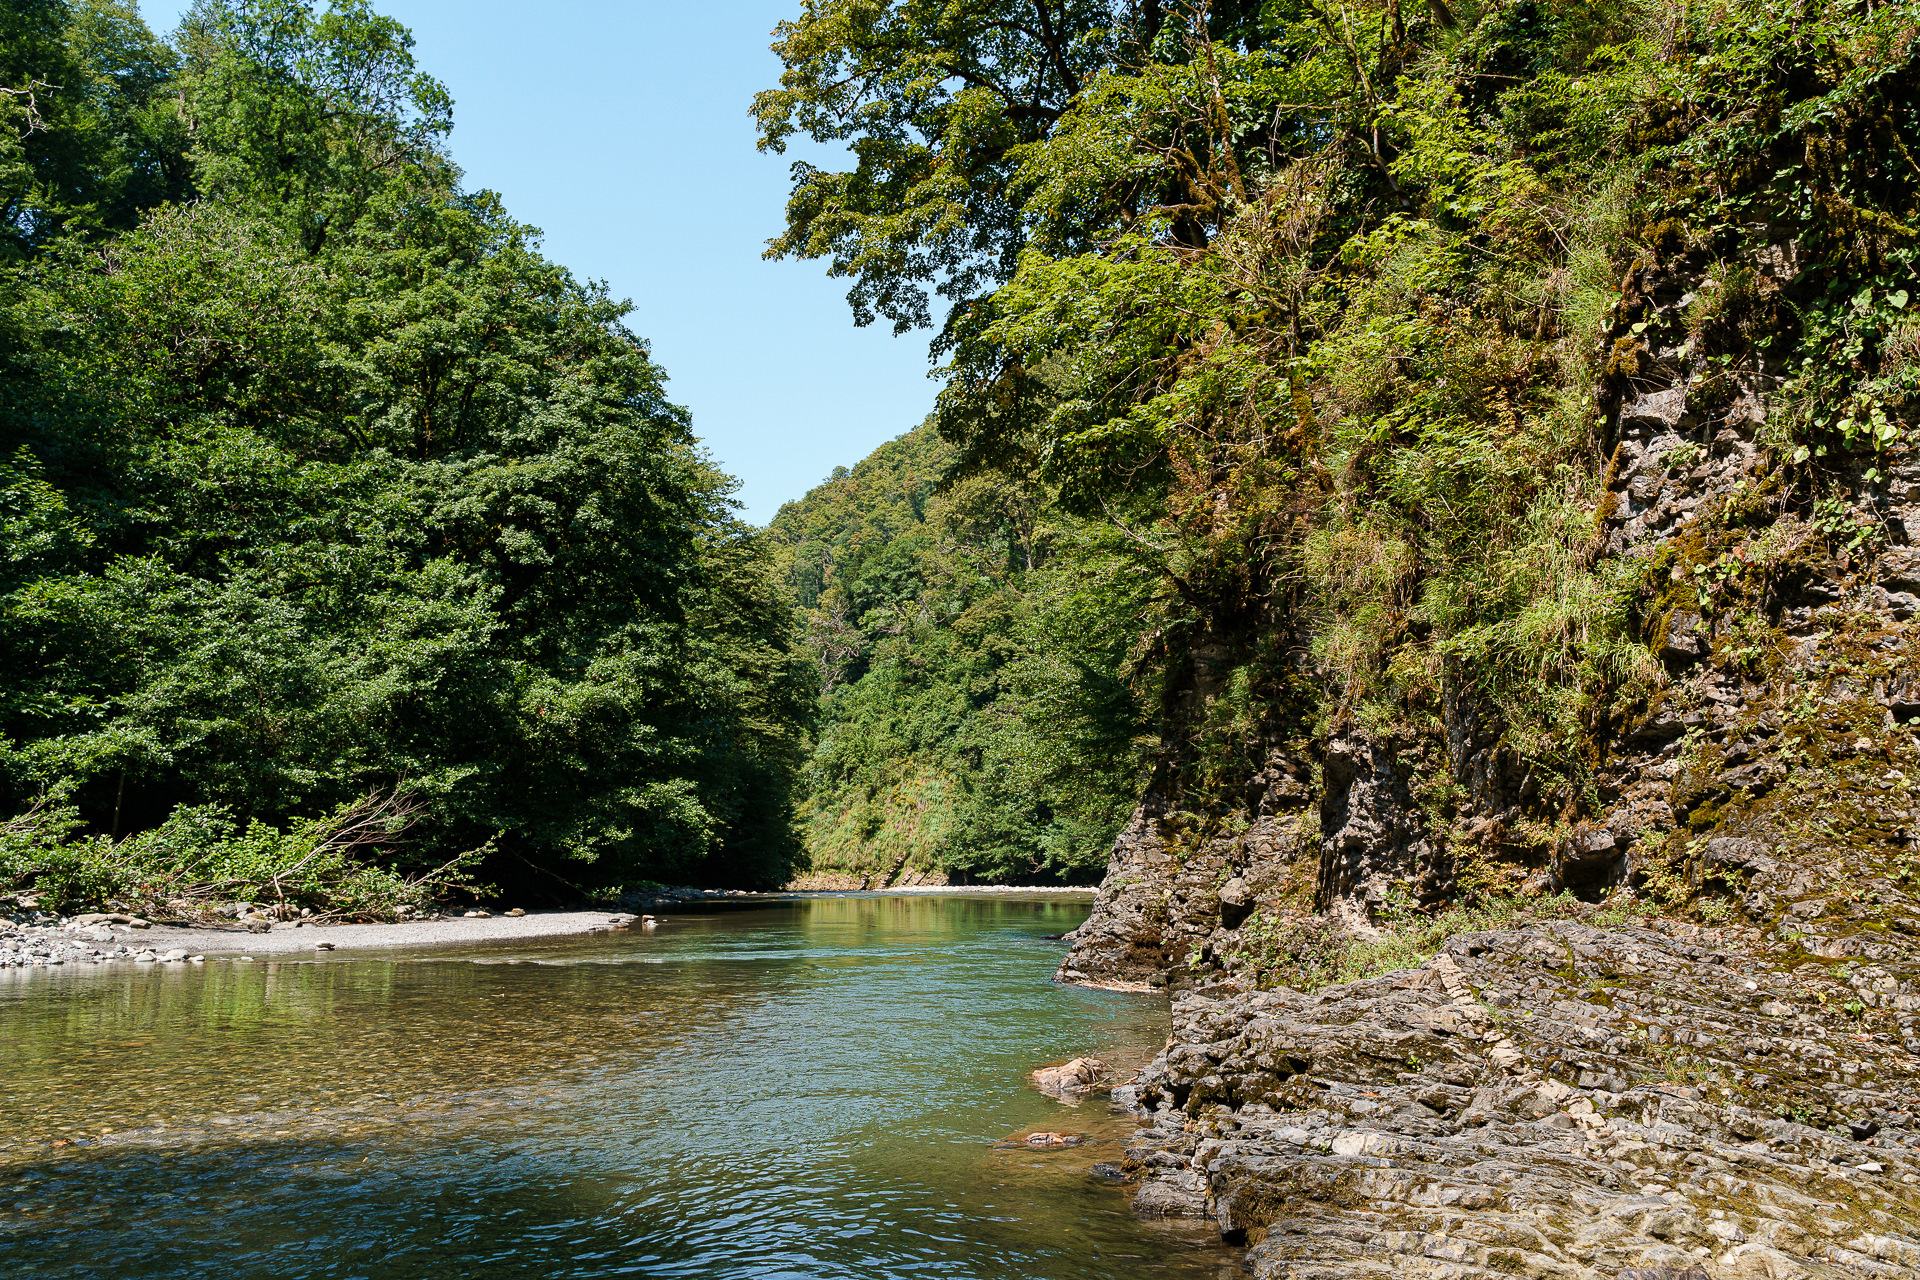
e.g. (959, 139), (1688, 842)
(1, 893), (1237, 1279)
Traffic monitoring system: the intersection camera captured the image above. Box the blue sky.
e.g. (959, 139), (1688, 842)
(138, 0), (937, 525)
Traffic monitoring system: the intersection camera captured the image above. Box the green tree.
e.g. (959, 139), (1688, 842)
(764, 0), (1920, 893)
(0, 0), (812, 907)
(0, 0), (190, 257)
(177, 0), (454, 255)
(753, 0), (1128, 335)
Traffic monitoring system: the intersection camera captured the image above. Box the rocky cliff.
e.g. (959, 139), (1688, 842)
(1057, 235), (1920, 1274)
(1062, 238), (1920, 995)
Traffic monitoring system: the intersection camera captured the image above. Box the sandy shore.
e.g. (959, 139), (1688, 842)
(60, 887), (1097, 956)
(102, 910), (637, 955)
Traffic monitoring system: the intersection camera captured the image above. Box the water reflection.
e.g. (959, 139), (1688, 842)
(2, 895), (1239, 1279)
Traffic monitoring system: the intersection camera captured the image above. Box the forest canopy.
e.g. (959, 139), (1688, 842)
(9, 0), (1918, 911)
(1, 0), (812, 911)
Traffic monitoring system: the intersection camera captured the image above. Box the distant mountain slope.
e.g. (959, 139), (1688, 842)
(765, 422), (1151, 887)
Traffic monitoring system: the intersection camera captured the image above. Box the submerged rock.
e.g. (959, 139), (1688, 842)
(1018, 1131), (1082, 1148)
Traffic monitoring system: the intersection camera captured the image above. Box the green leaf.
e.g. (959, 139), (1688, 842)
(1889, 289), (1910, 310)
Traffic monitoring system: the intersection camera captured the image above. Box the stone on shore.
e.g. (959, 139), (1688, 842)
(66, 912), (148, 928)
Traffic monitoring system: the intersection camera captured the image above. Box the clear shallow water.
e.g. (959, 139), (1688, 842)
(0, 894), (1239, 1279)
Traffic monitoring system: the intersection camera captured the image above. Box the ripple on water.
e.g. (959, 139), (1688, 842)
(0, 895), (1242, 1279)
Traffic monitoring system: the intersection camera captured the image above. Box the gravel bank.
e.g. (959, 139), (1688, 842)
(121, 910), (639, 954)
(0, 909), (649, 965)
(3, 887), (1098, 968)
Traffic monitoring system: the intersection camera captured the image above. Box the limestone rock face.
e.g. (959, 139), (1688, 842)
(1057, 760), (1318, 991)
(1061, 254), (1920, 996)
(1053, 186), (1920, 1279)
(1113, 921), (1920, 1279)
(1316, 731), (1436, 924)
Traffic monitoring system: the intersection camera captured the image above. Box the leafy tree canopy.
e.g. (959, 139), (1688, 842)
(2, 0), (811, 909)
(767, 420), (1152, 884)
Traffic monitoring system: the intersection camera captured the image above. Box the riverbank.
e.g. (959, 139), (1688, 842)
(0, 908), (647, 963)
(1098, 916), (1920, 1278)
(1, 886), (1099, 968)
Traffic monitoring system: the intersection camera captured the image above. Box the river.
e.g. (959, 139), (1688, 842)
(1, 893), (1239, 1279)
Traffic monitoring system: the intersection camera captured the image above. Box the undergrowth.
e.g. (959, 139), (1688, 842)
(0, 787), (487, 920)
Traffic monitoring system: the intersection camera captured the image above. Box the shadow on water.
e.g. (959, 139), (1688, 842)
(1, 895), (1243, 1279)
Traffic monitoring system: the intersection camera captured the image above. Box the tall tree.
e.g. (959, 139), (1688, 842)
(0, 0), (190, 257)
(2, 0), (812, 905)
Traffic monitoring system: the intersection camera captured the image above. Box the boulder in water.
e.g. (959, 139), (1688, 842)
(1032, 1057), (1106, 1096)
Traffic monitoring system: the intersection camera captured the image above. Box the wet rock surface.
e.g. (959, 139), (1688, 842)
(1033, 1056), (1109, 1098)
(1111, 920), (1920, 1279)
(1004, 1130), (1086, 1149)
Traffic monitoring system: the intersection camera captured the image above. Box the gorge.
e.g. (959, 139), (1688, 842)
(8, 0), (1920, 1276)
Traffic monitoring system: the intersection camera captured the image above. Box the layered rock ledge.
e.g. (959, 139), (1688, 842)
(1109, 919), (1920, 1279)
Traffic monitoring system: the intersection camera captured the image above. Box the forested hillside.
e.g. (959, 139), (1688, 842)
(766, 420), (1149, 884)
(759, 0), (1920, 957)
(0, 0), (810, 913)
